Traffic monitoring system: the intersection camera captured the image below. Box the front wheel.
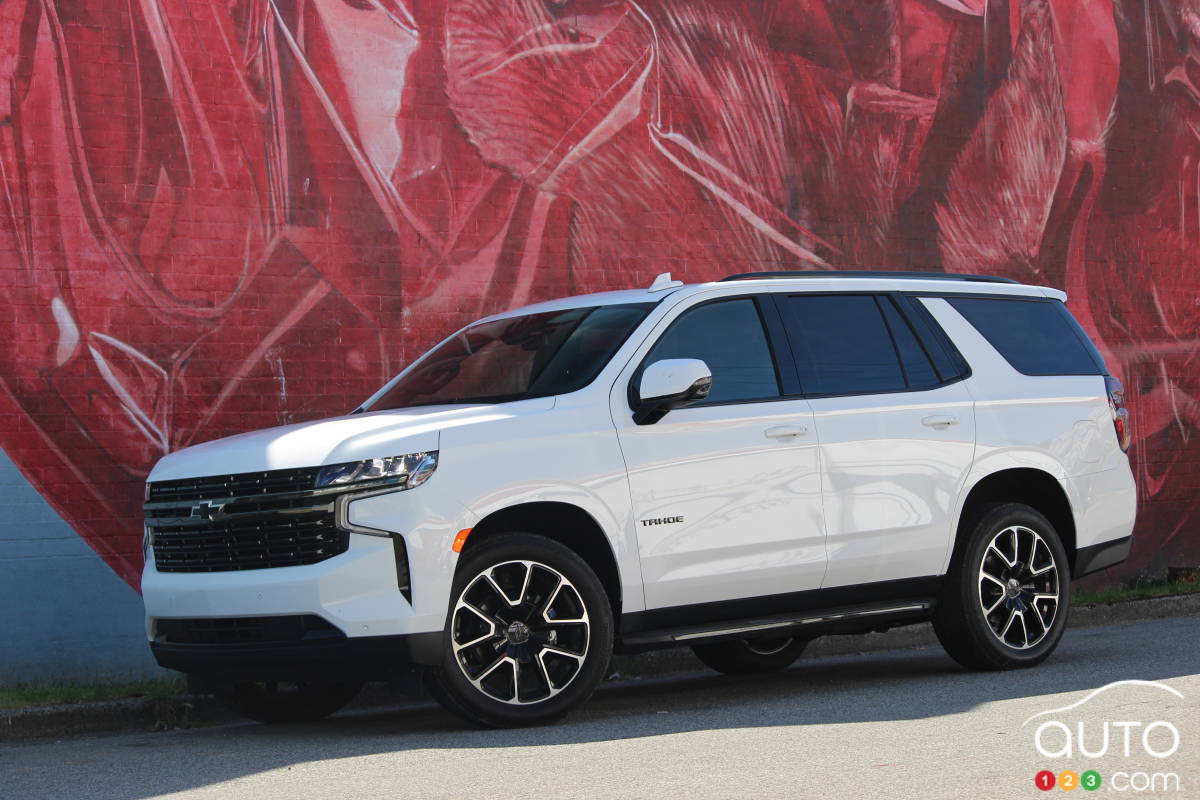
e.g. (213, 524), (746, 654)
(934, 503), (1070, 671)
(425, 533), (614, 727)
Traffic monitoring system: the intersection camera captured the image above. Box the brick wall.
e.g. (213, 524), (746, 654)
(0, 0), (1196, 613)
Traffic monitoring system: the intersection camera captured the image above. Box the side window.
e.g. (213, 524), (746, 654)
(878, 297), (940, 389)
(779, 295), (905, 395)
(947, 297), (1106, 376)
(901, 296), (969, 381)
(644, 298), (780, 404)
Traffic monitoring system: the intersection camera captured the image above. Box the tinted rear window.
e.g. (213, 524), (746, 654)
(947, 297), (1105, 376)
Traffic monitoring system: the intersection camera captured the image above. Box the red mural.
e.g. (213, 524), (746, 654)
(0, 0), (1196, 590)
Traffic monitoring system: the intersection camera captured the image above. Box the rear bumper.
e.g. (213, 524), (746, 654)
(150, 631), (443, 681)
(1073, 535), (1132, 579)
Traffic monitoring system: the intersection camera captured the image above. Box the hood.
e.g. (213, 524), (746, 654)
(148, 399), (553, 481)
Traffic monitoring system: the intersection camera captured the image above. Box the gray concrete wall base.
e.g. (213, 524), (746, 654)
(0, 448), (165, 685)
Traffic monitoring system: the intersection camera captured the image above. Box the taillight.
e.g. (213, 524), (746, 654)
(1105, 375), (1131, 452)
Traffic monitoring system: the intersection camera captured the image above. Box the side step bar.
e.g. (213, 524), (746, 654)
(619, 600), (934, 651)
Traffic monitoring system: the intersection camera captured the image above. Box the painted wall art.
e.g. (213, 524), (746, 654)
(0, 0), (1196, 589)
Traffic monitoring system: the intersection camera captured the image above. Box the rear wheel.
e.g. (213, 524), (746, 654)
(225, 679), (362, 724)
(425, 533), (614, 727)
(934, 503), (1070, 670)
(691, 636), (810, 675)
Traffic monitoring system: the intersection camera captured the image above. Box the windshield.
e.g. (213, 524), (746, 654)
(366, 303), (655, 410)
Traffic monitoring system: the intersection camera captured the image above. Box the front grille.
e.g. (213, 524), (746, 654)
(155, 615), (344, 645)
(146, 467), (350, 572)
(147, 467), (321, 503)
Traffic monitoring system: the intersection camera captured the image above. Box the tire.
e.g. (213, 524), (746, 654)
(425, 533), (615, 727)
(691, 636), (810, 675)
(224, 679), (362, 724)
(934, 502), (1071, 671)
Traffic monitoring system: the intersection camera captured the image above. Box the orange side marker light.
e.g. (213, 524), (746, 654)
(451, 528), (472, 553)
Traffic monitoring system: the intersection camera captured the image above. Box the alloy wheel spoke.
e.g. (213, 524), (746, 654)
(462, 600), (500, 628)
(989, 543), (1015, 569)
(542, 583), (588, 625)
(1031, 598), (1049, 631)
(474, 656), (517, 700)
(1029, 560), (1056, 577)
(535, 651), (556, 693)
(483, 568), (524, 607)
(999, 609), (1018, 640)
(542, 643), (587, 661)
(456, 627), (497, 649)
(466, 650), (510, 681)
(980, 570), (1007, 588)
(537, 573), (566, 620)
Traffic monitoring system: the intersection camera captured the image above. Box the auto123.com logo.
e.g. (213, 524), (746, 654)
(1025, 680), (1185, 793)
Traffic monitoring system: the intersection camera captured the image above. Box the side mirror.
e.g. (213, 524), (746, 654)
(633, 359), (712, 425)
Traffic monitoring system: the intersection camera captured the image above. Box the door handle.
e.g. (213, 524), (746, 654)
(764, 425), (809, 439)
(922, 414), (959, 429)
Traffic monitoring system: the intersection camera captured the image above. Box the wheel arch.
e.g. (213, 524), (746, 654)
(947, 467), (1078, 575)
(462, 501), (624, 619)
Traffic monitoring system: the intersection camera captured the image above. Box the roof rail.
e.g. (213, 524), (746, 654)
(719, 270), (1019, 285)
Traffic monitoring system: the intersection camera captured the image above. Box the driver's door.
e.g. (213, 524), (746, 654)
(610, 295), (827, 613)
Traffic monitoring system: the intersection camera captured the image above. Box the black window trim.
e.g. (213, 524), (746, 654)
(894, 293), (973, 382)
(765, 291), (972, 400)
(627, 293), (788, 412)
(628, 290), (976, 411)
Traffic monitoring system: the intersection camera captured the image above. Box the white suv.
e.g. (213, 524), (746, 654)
(142, 271), (1136, 727)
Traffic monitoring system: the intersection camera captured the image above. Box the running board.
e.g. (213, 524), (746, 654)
(618, 600), (935, 651)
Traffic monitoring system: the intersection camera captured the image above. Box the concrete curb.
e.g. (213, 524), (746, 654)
(0, 694), (229, 743)
(3, 592), (1197, 743)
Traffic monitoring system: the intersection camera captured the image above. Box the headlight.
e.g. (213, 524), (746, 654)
(315, 451), (438, 490)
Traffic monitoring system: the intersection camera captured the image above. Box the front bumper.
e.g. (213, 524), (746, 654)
(142, 532), (425, 637)
(150, 630), (442, 680)
(143, 486), (478, 678)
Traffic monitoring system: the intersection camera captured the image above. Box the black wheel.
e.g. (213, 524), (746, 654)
(224, 679), (362, 724)
(691, 636), (810, 675)
(934, 502), (1070, 671)
(425, 533), (614, 727)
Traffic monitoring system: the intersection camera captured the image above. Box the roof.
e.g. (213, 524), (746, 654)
(478, 271), (1066, 323)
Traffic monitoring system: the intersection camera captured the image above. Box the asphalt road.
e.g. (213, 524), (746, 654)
(3, 616), (1197, 800)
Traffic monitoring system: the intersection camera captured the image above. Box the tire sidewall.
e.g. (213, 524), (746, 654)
(435, 533), (614, 726)
(955, 504), (1072, 667)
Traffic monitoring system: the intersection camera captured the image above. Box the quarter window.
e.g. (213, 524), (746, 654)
(644, 299), (780, 404)
(946, 297), (1105, 376)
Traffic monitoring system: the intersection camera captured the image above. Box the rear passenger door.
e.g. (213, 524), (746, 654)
(771, 293), (976, 589)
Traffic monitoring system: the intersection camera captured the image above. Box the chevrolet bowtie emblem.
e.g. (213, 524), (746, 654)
(189, 501), (226, 521)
